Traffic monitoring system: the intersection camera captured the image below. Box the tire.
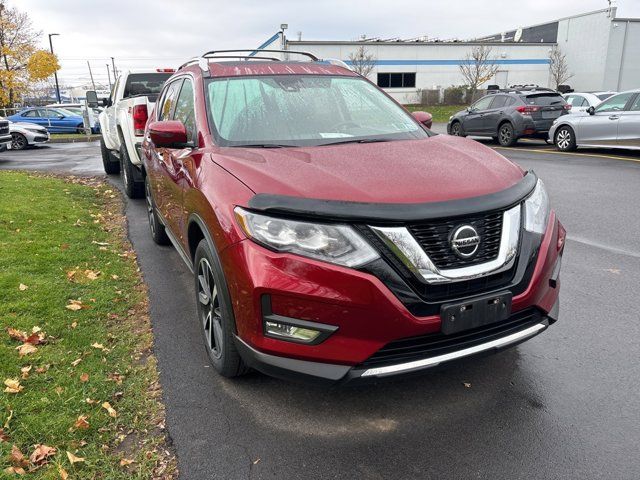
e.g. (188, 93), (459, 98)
(449, 121), (465, 137)
(497, 122), (517, 147)
(11, 133), (28, 150)
(101, 137), (120, 174)
(144, 176), (170, 246)
(194, 239), (248, 378)
(554, 125), (577, 152)
(76, 124), (86, 134)
(120, 144), (144, 198)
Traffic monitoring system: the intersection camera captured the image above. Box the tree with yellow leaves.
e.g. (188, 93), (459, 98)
(0, 0), (60, 107)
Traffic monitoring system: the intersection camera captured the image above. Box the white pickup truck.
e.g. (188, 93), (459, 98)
(89, 70), (173, 198)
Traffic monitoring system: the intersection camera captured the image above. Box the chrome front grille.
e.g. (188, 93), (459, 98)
(0, 122), (9, 135)
(408, 211), (503, 269)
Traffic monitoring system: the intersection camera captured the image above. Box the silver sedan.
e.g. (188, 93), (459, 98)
(549, 89), (640, 151)
(5, 119), (50, 150)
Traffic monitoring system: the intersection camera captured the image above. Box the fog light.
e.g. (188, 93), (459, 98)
(265, 321), (321, 342)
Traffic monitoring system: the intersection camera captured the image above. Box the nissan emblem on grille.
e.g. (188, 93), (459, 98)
(450, 225), (481, 259)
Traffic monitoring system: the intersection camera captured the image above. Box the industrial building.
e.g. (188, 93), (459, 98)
(281, 7), (639, 103)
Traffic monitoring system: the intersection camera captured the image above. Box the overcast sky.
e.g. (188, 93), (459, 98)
(11, 0), (640, 87)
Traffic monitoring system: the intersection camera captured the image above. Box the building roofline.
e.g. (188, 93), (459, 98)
(287, 40), (556, 46)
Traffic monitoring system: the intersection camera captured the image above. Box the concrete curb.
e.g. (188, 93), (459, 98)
(49, 136), (101, 144)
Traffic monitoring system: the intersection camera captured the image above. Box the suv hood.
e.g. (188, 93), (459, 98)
(213, 135), (525, 204)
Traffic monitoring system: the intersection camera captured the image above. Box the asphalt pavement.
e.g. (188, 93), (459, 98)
(2, 138), (639, 479)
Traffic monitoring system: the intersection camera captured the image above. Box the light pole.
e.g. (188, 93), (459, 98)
(106, 64), (112, 90)
(48, 33), (61, 103)
(110, 57), (117, 80)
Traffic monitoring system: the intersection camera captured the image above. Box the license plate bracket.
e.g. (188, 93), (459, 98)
(440, 292), (512, 335)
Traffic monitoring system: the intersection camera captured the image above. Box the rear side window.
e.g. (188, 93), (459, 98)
(172, 79), (196, 143)
(629, 94), (640, 112)
(157, 79), (183, 121)
(123, 73), (172, 100)
(521, 94), (565, 106)
(490, 96), (508, 109)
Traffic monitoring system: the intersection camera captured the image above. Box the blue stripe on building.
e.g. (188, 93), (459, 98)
(344, 59), (551, 66)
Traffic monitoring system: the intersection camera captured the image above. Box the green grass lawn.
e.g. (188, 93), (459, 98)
(404, 104), (466, 123)
(0, 172), (174, 478)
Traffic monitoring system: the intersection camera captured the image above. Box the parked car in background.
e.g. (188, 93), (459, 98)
(47, 102), (101, 132)
(7, 107), (86, 134)
(2, 118), (50, 150)
(448, 88), (570, 146)
(0, 118), (11, 151)
(92, 69), (173, 198)
(550, 89), (640, 151)
(141, 50), (563, 384)
(563, 91), (617, 113)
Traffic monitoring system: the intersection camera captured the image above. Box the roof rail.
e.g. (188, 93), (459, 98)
(202, 49), (319, 61)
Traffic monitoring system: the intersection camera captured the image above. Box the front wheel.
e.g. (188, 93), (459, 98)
(101, 138), (120, 174)
(449, 121), (465, 137)
(144, 176), (169, 246)
(554, 126), (577, 151)
(497, 122), (517, 147)
(194, 239), (248, 378)
(120, 144), (144, 198)
(11, 133), (28, 150)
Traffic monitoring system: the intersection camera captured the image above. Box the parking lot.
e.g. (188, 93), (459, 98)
(1, 137), (639, 479)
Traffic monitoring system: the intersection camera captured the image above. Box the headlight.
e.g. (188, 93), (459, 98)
(235, 207), (379, 268)
(524, 179), (550, 234)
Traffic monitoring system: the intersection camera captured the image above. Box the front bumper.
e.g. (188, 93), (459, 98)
(0, 133), (12, 147)
(222, 210), (565, 384)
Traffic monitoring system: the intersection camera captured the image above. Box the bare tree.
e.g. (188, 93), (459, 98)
(348, 45), (376, 78)
(548, 46), (573, 88)
(458, 45), (499, 95)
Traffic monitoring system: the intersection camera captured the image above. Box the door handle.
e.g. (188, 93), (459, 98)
(609, 115), (620, 120)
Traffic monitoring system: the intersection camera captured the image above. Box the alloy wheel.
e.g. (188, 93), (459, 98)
(499, 125), (512, 144)
(197, 258), (223, 359)
(145, 180), (156, 236)
(451, 123), (461, 136)
(11, 133), (27, 150)
(556, 129), (572, 150)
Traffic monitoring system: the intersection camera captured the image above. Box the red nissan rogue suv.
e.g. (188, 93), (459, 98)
(141, 50), (564, 384)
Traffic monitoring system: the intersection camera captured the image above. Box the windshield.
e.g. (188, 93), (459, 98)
(205, 75), (429, 147)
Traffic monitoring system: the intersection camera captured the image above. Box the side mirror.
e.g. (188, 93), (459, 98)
(56, 115), (65, 119)
(148, 120), (190, 148)
(411, 111), (433, 129)
(587, 106), (595, 115)
(86, 90), (99, 108)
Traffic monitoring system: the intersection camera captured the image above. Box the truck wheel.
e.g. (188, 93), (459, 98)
(145, 176), (170, 246)
(194, 239), (248, 378)
(100, 137), (120, 174)
(497, 122), (517, 147)
(120, 144), (144, 199)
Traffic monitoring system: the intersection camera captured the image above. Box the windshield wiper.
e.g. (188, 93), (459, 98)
(231, 143), (291, 148)
(320, 138), (393, 146)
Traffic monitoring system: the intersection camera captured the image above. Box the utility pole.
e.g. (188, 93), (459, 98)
(48, 33), (61, 103)
(87, 61), (96, 91)
(106, 64), (112, 90)
(110, 57), (117, 80)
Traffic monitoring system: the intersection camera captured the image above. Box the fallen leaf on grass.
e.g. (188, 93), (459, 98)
(58, 465), (69, 479)
(71, 322), (77, 329)
(4, 379), (24, 394)
(20, 366), (31, 379)
(35, 365), (50, 374)
(66, 270), (77, 281)
(3, 466), (25, 475)
(102, 402), (117, 418)
(74, 415), (90, 430)
(84, 270), (100, 280)
(91, 343), (109, 352)
(65, 299), (89, 311)
(92, 241), (110, 246)
(66, 451), (85, 464)
(9, 445), (29, 467)
(60, 243), (70, 250)
(111, 274), (119, 280)
(18, 284), (28, 291)
(79, 373), (89, 383)
(0, 428), (9, 442)
(16, 343), (37, 357)
(6, 328), (27, 342)
(55, 386), (64, 395)
(30, 444), (57, 465)
(107, 373), (124, 385)
(119, 458), (134, 466)
(71, 358), (82, 367)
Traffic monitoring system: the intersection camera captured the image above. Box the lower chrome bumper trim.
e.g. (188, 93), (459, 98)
(360, 322), (547, 377)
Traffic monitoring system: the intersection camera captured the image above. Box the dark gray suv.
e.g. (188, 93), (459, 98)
(447, 89), (570, 146)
